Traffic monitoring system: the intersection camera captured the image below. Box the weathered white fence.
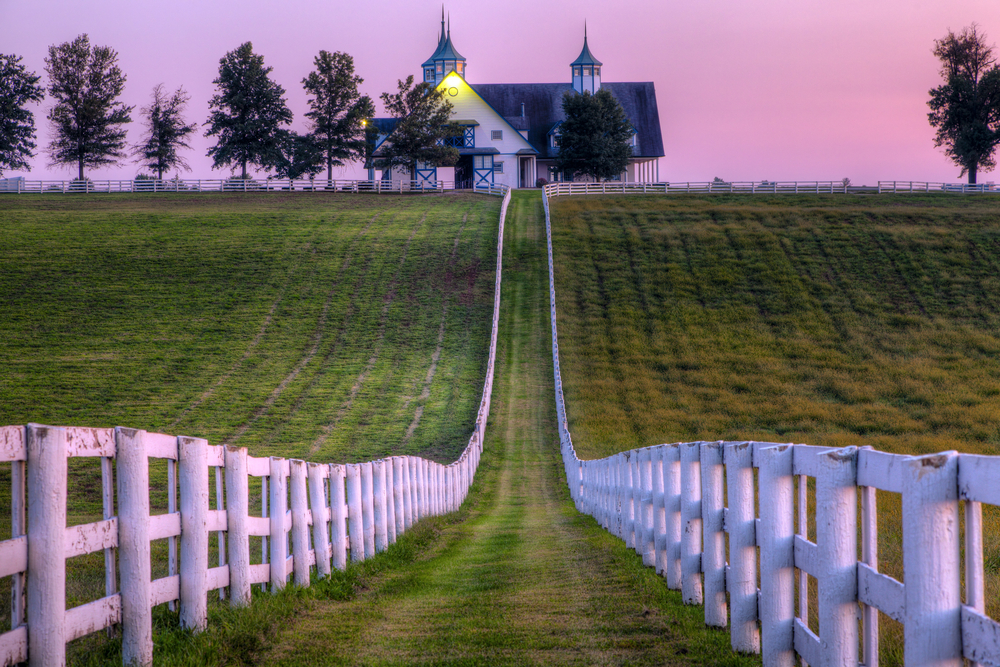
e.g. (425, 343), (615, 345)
(0, 186), (509, 666)
(543, 180), (998, 197)
(0, 178), (497, 195)
(543, 189), (1000, 667)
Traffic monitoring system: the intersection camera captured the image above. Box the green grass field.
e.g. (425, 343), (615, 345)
(0, 191), (500, 661)
(548, 192), (1000, 666)
(550, 193), (1000, 458)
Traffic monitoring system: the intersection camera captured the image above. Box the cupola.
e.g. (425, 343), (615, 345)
(422, 10), (467, 86)
(571, 25), (602, 94)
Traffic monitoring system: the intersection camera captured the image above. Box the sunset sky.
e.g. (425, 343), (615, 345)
(2, 0), (999, 184)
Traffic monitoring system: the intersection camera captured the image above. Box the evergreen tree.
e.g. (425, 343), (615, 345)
(555, 88), (633, 182)
(132, 84), (197, 180)
(303, 51), (375, 181)
(376, 75), (459, 177)
(928, 24), (1000, 184)
(205, 42), (292, 179)
(0, 53), (45, 176)
(45, 34), (133, 180)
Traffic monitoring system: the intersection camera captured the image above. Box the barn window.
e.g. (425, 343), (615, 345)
(491, 130), (503, 141)
(494, 161), (504, 174)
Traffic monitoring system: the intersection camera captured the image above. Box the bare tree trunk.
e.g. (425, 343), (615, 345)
(241, 161), (247, 180)
(969, 164), (978, 184)
(78, 160), (84, 181)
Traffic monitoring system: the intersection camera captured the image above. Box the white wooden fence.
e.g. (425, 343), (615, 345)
(542, 180), (998, 197)
(543, 189), (1000, 667)
(0, 178), (499, 195)
(0, 186), (510, 666)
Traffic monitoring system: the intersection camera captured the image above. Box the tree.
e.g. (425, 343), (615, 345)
(132, 84), (197, 180)
(273, 132), (325, 180)
(0, 54), (45, 176)
(927, 24), (1000, 184)
(303, 51), (375, 181)
(205, 42), (292, 179)
(555, 88), (633, 181)
(45, 34), (133, 180)
(376, 75), (460, 177)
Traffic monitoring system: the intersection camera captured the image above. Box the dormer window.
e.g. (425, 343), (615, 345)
(551, 135), (560, 148)
(436, 63), (443, 73)
(594, 66), (601, 76)
(583, 66), (592, 76)
(573, 67), (581, 77)
(457, 62), (464, 74)
(425, 68), (435, 82)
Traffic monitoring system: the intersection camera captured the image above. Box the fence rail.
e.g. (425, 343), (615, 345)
(542, 180), (999, 197)
(543, 188), (1000, 667)
(0, 178), (513, 195)
(0, 186), (509, 666)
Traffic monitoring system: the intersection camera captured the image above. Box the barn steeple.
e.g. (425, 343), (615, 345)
(421, 8), (467, 86)
(571, 23), (602, 94)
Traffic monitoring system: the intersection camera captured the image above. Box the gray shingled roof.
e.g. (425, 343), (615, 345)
(472, 82), (664, 159)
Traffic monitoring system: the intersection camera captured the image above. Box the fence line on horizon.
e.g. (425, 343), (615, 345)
(0, 186), (509, 667)
(542, 188), (1000, 667)
(0, 177), (511, 196)
(543, 180), (999, 197)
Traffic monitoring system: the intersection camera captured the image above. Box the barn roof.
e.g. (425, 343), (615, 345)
(471, 82), (664, 159)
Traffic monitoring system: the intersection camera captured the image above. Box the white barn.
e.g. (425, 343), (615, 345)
(372, 15), (664, 188)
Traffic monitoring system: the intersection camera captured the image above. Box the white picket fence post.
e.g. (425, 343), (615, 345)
(361, 461), (376, 558)
(663, 444), (682, 590)
(289, 459), (310, 586)
(723, 442), (760, 653)
(757, 444), (795, 667)
(903, 451), (962, 666)
(680, 442), (703, 605)
(373, 459), (388, 552)
(116, 427), (153, 667)
(699, 442), (726, 627)
(308, 462), (332, 578)
(179, 436), (209, 631)
(27, 424), (68, 667)
(346, 463), (364, 562)
(269, 457), (289, 592)
(225, 446), (250, 606)
(329, 464), (348, 570)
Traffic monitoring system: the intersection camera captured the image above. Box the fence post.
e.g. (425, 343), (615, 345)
(815, 446), (858, 667)
(392, 457), (407, 533)
(639, 447), (655, 567)
(361, 461), (376, 558)
(346, 464), (364, 561)
(269, 457), (288, 591)
(289, 459), (310, 586)
(329, 464), (348, 570)
(724, 442), (760, 654)
(700, 442), (726, 627)
(179, 436), (209, 631)
(116, 427), (153, 667)
(385, 460), (397, 544)
(680, 442), (703, 605)
(373, 459), (388, 552)
(225, 446), (250, 606)
(902, 451), (961, 666)
(26, 424), (68, 667)
(757, 443), (795, 667)
(663, 444), (682, 589)
(308, 463), (331, 578)
(401, 456), (413, 528)
(651, 447), (665, 575)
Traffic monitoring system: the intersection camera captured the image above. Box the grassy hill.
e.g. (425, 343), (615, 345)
(549, 193), (1000, 460)
(0, 192), (499, 464)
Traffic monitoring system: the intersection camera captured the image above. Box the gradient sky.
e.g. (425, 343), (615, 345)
(2, 0), (999, 185)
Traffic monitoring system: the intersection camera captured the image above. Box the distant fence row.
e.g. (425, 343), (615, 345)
(542, 188), (1000, 667)
(543, 180), (999, 197)
(0, 177), (510, 196)
(0, 187), (509, 666)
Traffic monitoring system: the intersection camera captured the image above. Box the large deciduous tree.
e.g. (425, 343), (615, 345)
(303, 50), (375, 181)
(0, 54), (45, 176)
(927, 24), (1000, 184)
(132, 84), (197, 180)
(205, 42), (292, 179)
(555, 88), (633, 182)
(376, 75), (459, 177)
(45, 34), (133, 180)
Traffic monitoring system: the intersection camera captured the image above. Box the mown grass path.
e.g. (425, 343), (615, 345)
(262, 191), (755, 666)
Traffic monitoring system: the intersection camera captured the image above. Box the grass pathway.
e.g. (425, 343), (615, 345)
(262, 191), (757, 666)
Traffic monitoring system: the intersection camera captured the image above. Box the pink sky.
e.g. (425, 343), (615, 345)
(2, 0), (999, 185)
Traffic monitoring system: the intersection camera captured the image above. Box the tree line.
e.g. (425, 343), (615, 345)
(0, 35), (459, 181)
